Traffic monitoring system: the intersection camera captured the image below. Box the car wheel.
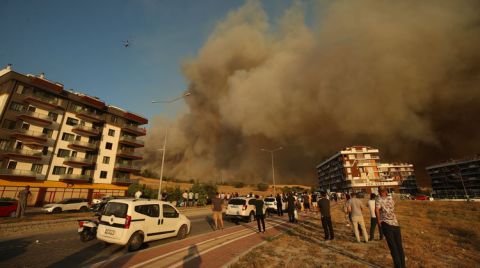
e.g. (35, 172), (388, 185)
(247, 212), (254, 222)
(177, 224), (188, 240)
(9, 211), (16, 217)
(79, 206), (88, 212)
(127, 232), (144, 252)
(52, 207), (62, 214)
(79, 230), (91, 242)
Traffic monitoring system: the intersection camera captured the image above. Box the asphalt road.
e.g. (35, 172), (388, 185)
(0, 213), (244, 268)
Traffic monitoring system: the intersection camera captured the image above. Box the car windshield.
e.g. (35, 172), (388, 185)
(228, 199), (246, 205)
(103, 202), (128, 218)
(57, 199), (70, 204)
(264, 198), (275, 202)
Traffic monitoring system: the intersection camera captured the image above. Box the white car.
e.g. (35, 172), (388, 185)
(264, 197), (286, 212)
(43, 198), (89, 213)
(96, 199), (191, 251)
(226, 197), (266, 222)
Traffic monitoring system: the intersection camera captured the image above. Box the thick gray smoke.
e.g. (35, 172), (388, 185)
(142, 0), (480, 186)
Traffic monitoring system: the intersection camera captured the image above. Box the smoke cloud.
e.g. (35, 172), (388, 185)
(142, 0), (480, 186)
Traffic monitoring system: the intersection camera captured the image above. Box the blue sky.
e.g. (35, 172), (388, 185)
(0, 0), (297, 123)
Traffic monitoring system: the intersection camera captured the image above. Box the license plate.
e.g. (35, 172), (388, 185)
(105, 229), (115, 235)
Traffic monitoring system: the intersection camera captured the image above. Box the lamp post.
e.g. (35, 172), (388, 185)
(152, 91), (191, 200)
(260, 147), (283, 195)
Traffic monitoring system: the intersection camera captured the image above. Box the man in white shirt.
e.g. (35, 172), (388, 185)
(368, 193), (383, 240)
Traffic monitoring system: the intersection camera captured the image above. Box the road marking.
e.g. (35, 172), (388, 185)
(129, 218), (288, 268)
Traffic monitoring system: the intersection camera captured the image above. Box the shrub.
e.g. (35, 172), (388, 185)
(257, 182), (269, 191)
(233, 181), (245, 188)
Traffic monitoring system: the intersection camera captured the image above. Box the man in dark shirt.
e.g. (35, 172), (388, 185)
(287, 192), (296, 223)
(211, 192), (224, 230)
(254, 195), (266, 233)
(319, 191), (334, 241)
(275, 194), (283, 216)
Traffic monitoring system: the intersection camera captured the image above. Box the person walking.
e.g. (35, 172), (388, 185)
(318, 192), (334, 241)
(211, 192), (224, 230)
(16, 186), (31, 218)
(254, 195), (266, 233)
(276, 193), (283, 216)
(368, 193), (383, 240)
(348, 192), (369, 243)
(287, 192), (296, 223)
(376, 187), (405, 268)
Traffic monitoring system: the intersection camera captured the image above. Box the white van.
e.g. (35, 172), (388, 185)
(96, 199), (191, 251)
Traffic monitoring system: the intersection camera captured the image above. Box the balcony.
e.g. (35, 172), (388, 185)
(63, 156), (96, 166)
(116, 149), (143, 160)
(112, 177), (133, 185)
(10, 128), (51, 143)
(119, 136), (144, 147)
(74, 108), (104, 122)
(1, 148), (50, 161)
(21, 91), (63, 110)
(121, 124), (146, 136)
(16, 110), (58, 127)
(58, 174), (91, 183)
(114, 163), (141, 172)
(68, 140), (99, 151)
(72, 125), (101, 136)
(0, 169), (45, 181)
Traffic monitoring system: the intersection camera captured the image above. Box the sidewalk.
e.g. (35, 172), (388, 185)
(93, 216), (292, 268)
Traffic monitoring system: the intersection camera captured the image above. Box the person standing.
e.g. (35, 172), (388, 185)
(182, 191), (188, 207)
(348, 192), (369, 243)
(16, 186), (31, 218)
(344, 193), (352, 227)
(312, 192), (318, 212)
(134, 190), (142, 199)
(254, 195), (266, 233)
(376, 187), (405, 268)
(211, 192), (224, 230)
(318, 192), (334, 241)
(287, 192), (296, 223)
(194, 192), (199, 207)
(368, 193), (383, 240)
(188, 191), (194, 207)
(275, 193), (283, 216)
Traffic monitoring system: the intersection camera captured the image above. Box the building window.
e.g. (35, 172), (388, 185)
(66, 117), (79, 126)
(2, 119), (16, 130)
(105, 142), (113, 150)
(31, 164), (43, 173)
(67, 167), (73, 174)
(75, 135), (81, 141)
(27, 106), (36, 112)
(57, 149), (70, 157)
(61, 133), (75, 141)
(15, 141), (23, 150)
(7, 161), (17, 169)
(100, 171), (108, 178)
(108, 129), (115, 137)
(111, 115), (118, 124)
(71, 151), (77, 157)
(53, 166), (66, 175)
(48, 112), (58, 121)
(103, 156), (110, 164)
(16, 84), (24, 94)
(21, 123), (30, 130)
(9, 102), (24, 112)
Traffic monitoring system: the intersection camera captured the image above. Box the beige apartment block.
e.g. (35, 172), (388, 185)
(0, 64), (147, 206)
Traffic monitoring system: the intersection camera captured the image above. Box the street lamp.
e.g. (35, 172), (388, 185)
(152, 91), (191, 200)
(260, 147), (283, 195)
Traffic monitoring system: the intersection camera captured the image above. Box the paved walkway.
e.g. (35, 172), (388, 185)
(93, 216), (292, 268)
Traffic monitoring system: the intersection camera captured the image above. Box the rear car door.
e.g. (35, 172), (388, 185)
(157, 204), (180, 239)
(134, 204), (161, 241)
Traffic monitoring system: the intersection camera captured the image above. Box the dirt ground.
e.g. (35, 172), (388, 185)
(230, 199), (480, 268)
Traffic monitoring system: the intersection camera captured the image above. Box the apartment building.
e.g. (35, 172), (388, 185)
(377, 163), (417, 195)
(426, 156), (480, 199)
(316, 146), (415, 194)
(0, 64), (147, 205)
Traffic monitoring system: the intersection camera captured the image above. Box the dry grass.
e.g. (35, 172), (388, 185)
(231, 199), (480, 268)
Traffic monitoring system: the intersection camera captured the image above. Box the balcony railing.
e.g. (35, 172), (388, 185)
(114, 163), (141, 171)
(117, 149), (142, 159)
(119, 136), (145, 147)
(72, 125), (101, 136)
(68, 140), (99, 150)
(112, 177), (133, 185)
(121, 124), (146, 136)
(0, 169), (45, 180)
(63, 156), (96, 165)
(22, 91), (61, 107)
(58, 174), (91, 182)
(12, 128), (51, 139)
(74, 108), (105, 121)
(17, 110), (56, 123)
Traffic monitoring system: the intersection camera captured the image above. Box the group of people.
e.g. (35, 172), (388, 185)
(180, 190), (200, 207)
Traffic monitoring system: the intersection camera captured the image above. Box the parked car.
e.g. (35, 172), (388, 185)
(43, 198), (89, 213)
(96, 199), (191, 251)
(414, 195), (430, 201)
(0, 200), (18, 217)
(264, 197), (286, 212)
(225, 197), (266, 222)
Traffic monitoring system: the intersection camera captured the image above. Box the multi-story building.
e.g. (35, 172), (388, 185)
(426, 157), (480, 199)
(0, 64), (147, 206)
(377, 163), (417, 195)
(316, 146), (415, 194)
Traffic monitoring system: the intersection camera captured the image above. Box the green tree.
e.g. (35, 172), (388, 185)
(257, 182), (269, 191)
